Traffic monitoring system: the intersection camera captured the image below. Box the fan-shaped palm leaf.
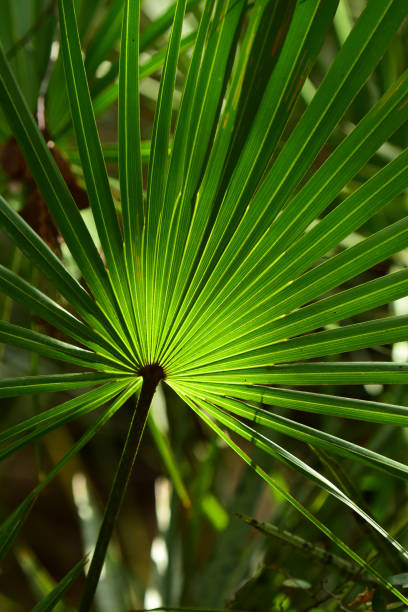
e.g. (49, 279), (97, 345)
(1, 0), (408, 606)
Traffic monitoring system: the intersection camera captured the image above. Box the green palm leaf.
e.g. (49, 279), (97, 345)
(182, 393), (408, 605)
(0, 372), (129, 397)
(31, 558), (87, 612)
(173, 381), (408, 479)
(0, 379), (141, 561)
(1, 0), (408, 605)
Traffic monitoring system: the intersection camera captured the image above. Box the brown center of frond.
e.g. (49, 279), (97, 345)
(137, 363), (166, 386)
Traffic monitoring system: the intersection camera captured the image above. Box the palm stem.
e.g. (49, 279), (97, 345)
(79, 366), (163, 611)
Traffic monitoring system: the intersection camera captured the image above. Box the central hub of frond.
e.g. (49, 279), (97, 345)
(137, 363), (166, 387)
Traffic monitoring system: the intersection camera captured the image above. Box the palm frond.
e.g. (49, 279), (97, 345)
(1, 0), (408, 605)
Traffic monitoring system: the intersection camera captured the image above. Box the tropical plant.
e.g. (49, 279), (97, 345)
(1, 0), (408, 608)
